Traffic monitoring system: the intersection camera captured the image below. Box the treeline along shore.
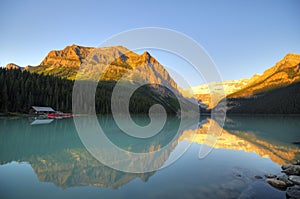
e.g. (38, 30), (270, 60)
(0, 68), (180, 115)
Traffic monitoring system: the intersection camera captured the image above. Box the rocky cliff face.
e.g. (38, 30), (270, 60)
(29, 44), (178, 91)
(40, 44), (95, 68)
(29, 44), (95, 79)
(99, 49), (178, 90)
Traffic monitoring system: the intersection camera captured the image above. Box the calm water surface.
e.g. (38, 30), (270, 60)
(0, 115), (300, 199)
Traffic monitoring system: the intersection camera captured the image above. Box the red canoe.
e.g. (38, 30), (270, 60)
(48, 113), (72, 119)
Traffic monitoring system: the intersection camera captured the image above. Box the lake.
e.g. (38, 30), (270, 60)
(0, 115), (300, 199)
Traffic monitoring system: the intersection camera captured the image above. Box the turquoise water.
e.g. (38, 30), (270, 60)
(0, 115), (300, 199)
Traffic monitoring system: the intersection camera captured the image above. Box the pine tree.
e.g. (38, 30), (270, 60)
(2, 80), (8, 112)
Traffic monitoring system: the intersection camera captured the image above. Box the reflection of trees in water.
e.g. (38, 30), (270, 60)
(0, 116), (198, 189)
(97, 115), (181, 153)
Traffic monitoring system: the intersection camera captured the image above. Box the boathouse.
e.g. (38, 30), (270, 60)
(30, 106), (56, 115)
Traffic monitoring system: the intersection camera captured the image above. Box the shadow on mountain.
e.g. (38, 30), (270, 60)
(220, 82), (300, 114)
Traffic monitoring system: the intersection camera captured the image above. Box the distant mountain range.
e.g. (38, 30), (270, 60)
(183, 77), (255, 108)
(4, 45), (300, 114)
(181, 53), (300, 114)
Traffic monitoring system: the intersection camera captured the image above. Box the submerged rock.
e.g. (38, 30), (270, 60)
(266, 160), (300, 196)
(265, 174), (277, 178)
(282, 165), (300, 176)
(266, 179), (287, 190)
(233, 171), (242, 178)
(254, 175), (263, 179)
(294, 160), (300, 165)
(282, 164), (293, 170)
(277, 175), (294, 187)
(286, 186), (300, 199)
(288, 175), (300, 185)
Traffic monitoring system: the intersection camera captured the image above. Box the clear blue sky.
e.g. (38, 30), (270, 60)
(1, 0), (299, 86)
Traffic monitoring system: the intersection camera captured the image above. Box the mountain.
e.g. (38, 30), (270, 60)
(5, 63), (32, 71)
(215, 53), (300, 114)
(187, 53), (300, 113)
(219, 81), (300, 114)
(28, 44), (199, 114)
(227, 53), (300, 98)
(185, 78), (254, 108)
(25, 65), (33, 70)
(28, 44), (178, 91)
(7, 44), (299, 114)
(1, 44), (197, 114)
(100, 50), (177, 89)
(191, 79), (250, 96)
(182, 74), (261, 109)
(5, 63), (22, 70)
(29, 44), (95, 80)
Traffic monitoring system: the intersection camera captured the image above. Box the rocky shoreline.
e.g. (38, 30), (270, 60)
(262, 160), (300, 198)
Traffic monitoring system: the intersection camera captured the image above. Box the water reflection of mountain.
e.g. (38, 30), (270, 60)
(1, 115), (299, 189)
(31, 148), (153, 189)
(223, 116), (300, 165)
(180, 116), (300, 165)
(0, 116), (197, 189)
